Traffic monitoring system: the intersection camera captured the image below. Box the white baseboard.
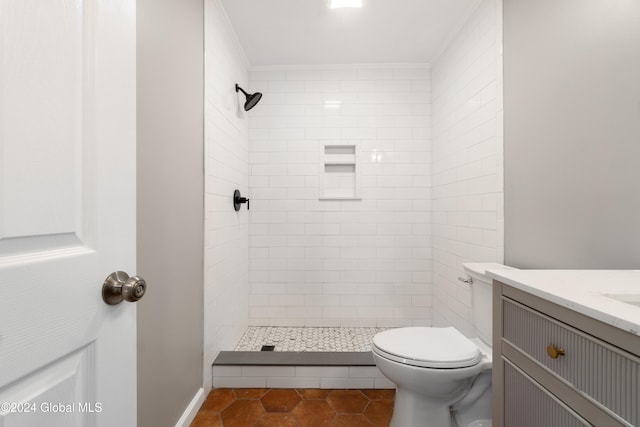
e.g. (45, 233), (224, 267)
(174, 387), (206, 427)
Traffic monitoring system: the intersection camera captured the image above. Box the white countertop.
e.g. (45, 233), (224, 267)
(486, 269), (640, 336)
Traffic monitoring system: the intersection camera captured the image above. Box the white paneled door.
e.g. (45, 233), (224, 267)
(0, 1), (137, 426)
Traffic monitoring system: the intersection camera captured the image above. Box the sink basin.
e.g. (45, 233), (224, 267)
(603, 293), (640, 308)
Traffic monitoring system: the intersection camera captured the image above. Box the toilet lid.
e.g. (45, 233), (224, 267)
(372, 327), (482, 368)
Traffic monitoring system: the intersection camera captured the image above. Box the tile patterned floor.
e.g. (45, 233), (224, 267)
(234, 327), (389, 352)
(190, 388), (395, 427)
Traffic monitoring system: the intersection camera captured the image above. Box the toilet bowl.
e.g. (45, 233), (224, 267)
(372, 327), (492, 427)
(372, 263), (515, 427)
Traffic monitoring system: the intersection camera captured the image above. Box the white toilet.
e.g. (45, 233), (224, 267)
(372, 263), (514, 427)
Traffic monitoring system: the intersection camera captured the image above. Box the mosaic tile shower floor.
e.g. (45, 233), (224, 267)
(234, 327), (389, 352)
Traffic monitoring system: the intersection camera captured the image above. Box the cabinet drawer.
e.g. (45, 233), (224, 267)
(503, 358), (590, 427)
(502, 297), (640, 426)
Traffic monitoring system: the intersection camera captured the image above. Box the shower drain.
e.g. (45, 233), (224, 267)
(260, 345), (275, 351)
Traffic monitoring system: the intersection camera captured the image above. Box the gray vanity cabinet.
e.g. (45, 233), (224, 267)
(493, 282), (640, 427)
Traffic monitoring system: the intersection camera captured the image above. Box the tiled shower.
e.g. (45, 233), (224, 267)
(247, 65), (433, 328)
(204, 0), (503, 389)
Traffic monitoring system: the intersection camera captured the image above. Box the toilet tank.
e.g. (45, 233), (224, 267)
(463, 263), (516, 345)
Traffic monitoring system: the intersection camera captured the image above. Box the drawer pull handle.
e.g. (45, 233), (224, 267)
(546, 345), (566, 359)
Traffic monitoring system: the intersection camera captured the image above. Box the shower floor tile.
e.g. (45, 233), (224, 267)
(234, 327), (389, 352)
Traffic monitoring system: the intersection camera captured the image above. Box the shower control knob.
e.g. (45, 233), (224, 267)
(233, 189), (250, 211)
(102, 271), (147, 305)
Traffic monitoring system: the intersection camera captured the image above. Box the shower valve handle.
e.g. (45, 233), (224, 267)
(233, 189), (250, 211)
(238, 197), (249, 209)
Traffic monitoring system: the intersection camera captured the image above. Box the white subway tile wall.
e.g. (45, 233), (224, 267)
(203, 0), (250, 389)
(248, 65), (433, 327)
(431, 0), (504, 336)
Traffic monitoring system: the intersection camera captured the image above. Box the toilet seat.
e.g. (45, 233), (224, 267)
(372, 327), (483, 369)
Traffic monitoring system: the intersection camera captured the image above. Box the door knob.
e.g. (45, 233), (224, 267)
(102, 271), (147, 305)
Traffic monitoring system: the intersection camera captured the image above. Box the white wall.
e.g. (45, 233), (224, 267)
(137, 0), (204, 425)
(203, 0), (250, 389)
(503, 0), (640, 268)
(248, 65), (432, 327)
(431, 0), (503, 337)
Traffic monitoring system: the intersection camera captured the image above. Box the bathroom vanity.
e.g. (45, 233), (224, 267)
(488, 270), (640, 427)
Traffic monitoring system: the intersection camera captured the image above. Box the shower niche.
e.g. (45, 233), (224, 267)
(319, 143), (362, 200)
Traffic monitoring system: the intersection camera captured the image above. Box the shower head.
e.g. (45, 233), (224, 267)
(235, 84), (263, 111)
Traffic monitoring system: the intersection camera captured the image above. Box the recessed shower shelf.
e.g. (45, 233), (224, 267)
(320, 143), (361, 200)
(323, 158), (356, 165)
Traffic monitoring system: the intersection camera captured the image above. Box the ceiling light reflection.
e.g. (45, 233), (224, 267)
(330, 0), (363, 9)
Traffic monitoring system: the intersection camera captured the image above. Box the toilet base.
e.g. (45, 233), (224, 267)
(390, 387), (458, 427)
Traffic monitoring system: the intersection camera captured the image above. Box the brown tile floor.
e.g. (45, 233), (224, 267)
(190, 388), (395, 427)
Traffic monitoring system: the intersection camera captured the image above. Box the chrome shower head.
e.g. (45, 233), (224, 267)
(235, 84), (263, 111)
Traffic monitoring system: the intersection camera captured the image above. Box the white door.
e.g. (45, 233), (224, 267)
(0, 0), (137, 426)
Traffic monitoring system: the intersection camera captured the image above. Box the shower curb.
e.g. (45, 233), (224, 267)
(214, 351), (374, 366)
(212, 351), (395, 389)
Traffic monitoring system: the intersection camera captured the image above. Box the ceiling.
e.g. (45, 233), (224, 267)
(219, 0), (479, 67)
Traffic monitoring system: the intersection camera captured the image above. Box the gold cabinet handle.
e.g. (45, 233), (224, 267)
(546, 345), (566, 359)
